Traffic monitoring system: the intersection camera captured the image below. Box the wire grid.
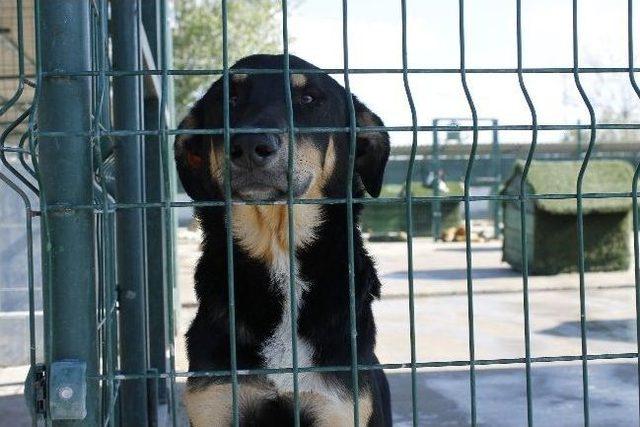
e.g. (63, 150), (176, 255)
(0, 0), (638, 426)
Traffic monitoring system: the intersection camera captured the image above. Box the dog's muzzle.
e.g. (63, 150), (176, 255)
(228, 133), (311, 200)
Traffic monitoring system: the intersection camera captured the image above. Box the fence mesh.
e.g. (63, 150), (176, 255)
(0, 0), (639, 426)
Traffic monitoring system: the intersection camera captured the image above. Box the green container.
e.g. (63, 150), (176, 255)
(502, 160), (634, 275)
(360, 182), (462, 237)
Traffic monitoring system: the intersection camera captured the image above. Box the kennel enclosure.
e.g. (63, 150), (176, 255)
(0, 0), (639, 426)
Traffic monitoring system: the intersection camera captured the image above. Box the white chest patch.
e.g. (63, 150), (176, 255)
(259, 250), (338, 401)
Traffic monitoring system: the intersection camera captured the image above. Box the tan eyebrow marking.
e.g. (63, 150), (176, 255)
(231, 73), (248, 82)
(291, 73), (307, 88)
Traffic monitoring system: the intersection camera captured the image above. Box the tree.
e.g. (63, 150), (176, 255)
(172, 0), (285, 116)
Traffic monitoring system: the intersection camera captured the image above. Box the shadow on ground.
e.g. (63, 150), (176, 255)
(384, 267), (520, 281)
(435, 246), (502, 253)
(539, 319), (637, 343)
(388, 362), (639, 427)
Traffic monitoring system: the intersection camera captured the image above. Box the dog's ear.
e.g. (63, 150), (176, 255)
(174, 103), (211, 200)
(352, 96), (390, 198)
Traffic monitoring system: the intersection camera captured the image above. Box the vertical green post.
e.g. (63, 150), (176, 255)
(37, 1), (98, 425)
(576, 120), (582, 160)
(142, 0), (169, 404)
(432, 119), (441, 240)
(111, 0), (149, 425)
(491, 119), (501, 238)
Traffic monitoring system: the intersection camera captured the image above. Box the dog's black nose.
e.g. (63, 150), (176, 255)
(230, 134), (280, 168)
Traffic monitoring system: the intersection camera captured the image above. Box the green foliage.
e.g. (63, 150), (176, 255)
(172, 0), (284, 116)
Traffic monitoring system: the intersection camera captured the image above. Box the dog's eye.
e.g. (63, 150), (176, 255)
(229, 96), (239, 107)
(300, 94), (314, 105)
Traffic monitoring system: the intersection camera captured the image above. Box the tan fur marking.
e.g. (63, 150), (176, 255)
(321, 137), (337, 184)
(208, 136), (335, 263)
(232, 73), (248, 82)
(231, 137), (328, 264)
(291, 73), (307, 88)
(185, 382), (372, 427)
(308, 391), (374, 427)
(208, 140), (223, 184)
(232, 202), (321, 264)
(184, 381), (274, 427)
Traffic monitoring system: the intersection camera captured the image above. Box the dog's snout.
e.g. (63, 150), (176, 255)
(230, 134), (280, 168)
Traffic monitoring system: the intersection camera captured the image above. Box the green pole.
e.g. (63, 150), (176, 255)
(38, 0), (98, 424)
(492, 119), (501, 238)
(432, 119), (441, 239)
(142, 0), (168, 405)
(111, 0), (149, 424)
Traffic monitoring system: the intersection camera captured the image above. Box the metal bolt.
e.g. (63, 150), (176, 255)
(58, 386), (74, 400)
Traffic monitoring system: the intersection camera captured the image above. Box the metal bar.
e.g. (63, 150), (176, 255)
(36, 0), (98, 424)
(0, 0), (25, 117)
(516, 1), (538, 424)
(32, 190), (639, 213)
(83, 351), (640, 381)
(458, 0), (479, 424)
(627, 0), (640, 422)
(280, 1), (301, 425)
(220, 1), (240, 425)
(33, 122), (640, 139)
(491, 119), (501, 238)
(142, 0), (168, 405)
(93, 2), (120, 424)
(110, 0), (149, 424)
(572, 1), (596, 424)
(157, 0), (179, 423)
(0, 170), (37, 427)
(400, 0), (419, 424)
(0, 108), (38, 194)
(37, 66), (640, 78)
(432, 119), (442, 240)
(340, 0), (360, 424)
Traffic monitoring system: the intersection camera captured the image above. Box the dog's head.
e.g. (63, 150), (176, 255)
(175, 54), (390, 202)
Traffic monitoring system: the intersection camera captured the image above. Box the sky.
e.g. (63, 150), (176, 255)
(285, 0), (640, 145)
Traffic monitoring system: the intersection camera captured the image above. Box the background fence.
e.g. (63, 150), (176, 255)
(0, 0), (639, 426)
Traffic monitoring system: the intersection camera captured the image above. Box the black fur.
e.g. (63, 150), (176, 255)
(177, 54), (391, 426)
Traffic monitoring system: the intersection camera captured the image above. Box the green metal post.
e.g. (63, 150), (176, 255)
(37, 1), (98, 425)
(142, 0), (168, 404)
(111, 0), (149, 425)
(576, 119), (582, 160)
(432, 119), (442, 240)
(491, 119), (501, 238)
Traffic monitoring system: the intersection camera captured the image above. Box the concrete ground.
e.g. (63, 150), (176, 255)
(1, 233), (638, 426)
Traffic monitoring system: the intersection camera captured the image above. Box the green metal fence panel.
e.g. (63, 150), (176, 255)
(0, 0), (639, 426)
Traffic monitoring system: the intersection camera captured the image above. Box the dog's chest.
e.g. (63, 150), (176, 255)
(259, 253), (333, 396)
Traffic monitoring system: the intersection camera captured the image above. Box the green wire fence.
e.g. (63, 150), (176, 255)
(0, 0), (639, 426)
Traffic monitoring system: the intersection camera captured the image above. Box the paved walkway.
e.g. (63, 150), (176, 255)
(2, 235), (638, 426)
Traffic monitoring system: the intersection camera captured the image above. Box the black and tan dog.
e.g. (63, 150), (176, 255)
(175, 54), (392, 426)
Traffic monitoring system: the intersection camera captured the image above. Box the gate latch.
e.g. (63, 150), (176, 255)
(24, 360), (87, 421)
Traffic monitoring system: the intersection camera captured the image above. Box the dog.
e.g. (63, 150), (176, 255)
(175, 54), (392, 426)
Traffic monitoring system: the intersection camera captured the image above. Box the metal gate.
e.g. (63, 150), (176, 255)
(0, 0), (639, 426)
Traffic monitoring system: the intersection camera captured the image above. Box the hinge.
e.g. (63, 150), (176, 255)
(24, 363), (47, 420)
(24, 360), (88, 421)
